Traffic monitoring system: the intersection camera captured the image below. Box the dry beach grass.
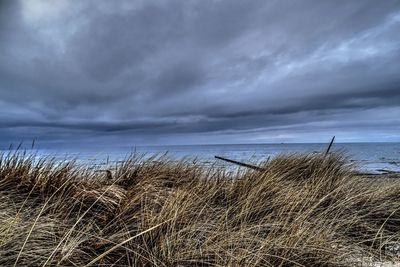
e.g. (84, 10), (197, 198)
(0, 151), (400, 266)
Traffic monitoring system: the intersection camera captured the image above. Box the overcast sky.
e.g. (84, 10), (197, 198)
(1, 0), (400, 148)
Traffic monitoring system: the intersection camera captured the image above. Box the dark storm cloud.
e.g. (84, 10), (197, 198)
(0, 0), (400, 146)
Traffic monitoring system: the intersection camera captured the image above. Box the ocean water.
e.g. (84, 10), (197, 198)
(27, 142), (400, 174)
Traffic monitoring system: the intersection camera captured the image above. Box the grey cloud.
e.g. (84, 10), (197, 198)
(0, 0), (400, 146)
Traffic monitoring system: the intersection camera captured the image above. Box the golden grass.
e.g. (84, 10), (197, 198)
(0, 151), (399, 266)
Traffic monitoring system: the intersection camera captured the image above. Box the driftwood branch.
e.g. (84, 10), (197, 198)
(215, 156), (266, 171)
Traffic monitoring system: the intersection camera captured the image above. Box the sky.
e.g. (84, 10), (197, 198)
(1, 0), (400, 148)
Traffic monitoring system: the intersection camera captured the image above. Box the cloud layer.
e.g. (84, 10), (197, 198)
(1, 0), (400, 147)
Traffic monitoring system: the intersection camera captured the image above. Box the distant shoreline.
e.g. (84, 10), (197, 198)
(2, 142), (400, 175)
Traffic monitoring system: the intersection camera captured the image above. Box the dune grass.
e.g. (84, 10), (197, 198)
(0, 151), (400, 266)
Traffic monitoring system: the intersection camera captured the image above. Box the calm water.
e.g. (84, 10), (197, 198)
(27, 143), (400, 174)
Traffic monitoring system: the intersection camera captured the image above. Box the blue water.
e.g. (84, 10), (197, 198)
(25, 143), (400, 174)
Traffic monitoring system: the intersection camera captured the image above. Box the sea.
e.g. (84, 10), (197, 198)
(16, 142), (400, 174)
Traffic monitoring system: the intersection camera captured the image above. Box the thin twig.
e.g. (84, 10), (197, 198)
(215, 156), (265, 171)
(325, 136), (335, 155)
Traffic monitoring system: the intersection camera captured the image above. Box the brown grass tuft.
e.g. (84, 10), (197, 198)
(0, 151), (399, 266)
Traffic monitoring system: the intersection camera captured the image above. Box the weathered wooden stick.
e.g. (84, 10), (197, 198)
(325, 136), (336, 155)
(215, 156), (266, 171)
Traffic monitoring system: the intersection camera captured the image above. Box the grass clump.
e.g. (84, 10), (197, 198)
(0, 151), (399, 266)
